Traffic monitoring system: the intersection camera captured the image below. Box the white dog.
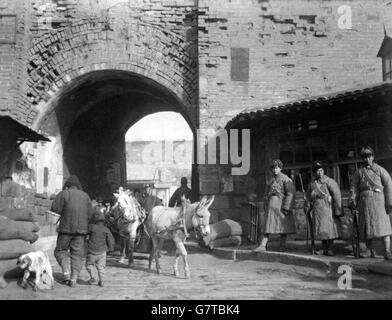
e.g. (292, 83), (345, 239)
(17, 251), (55, 291)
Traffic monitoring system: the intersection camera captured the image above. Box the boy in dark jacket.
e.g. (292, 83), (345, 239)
(86, 210), (115, 287)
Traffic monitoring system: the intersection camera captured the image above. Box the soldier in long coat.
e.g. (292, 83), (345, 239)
(349, 146), (392, 260)
(306, 161), (343, 256)
(254, 159), (296, 252)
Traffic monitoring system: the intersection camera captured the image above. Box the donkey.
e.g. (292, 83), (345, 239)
(145, 195), (214, 278)
(111, 189), (147, 267)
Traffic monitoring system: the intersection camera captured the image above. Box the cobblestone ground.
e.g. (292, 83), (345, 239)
(1, 247), (392, 300)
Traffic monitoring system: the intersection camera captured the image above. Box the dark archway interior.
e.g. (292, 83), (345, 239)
(39, 70), (197, 200)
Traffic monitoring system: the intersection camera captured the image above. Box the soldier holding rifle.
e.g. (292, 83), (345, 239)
(253, 159), (296, 253)
(349, 146), (392, 260)
(306, 161), (343, 256)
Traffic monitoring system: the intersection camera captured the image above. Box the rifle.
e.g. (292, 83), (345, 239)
(299, 173), (315, 255)
(348, 171), (361, 259)
(350, 205), (360, 259)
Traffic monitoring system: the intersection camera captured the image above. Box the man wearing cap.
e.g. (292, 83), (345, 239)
(254, 159), (296, 252)
(168, 177), (193, 207)
(349, 146), (392, 260)
(51, 174), (94, 287)
(307, 161), (343, 256)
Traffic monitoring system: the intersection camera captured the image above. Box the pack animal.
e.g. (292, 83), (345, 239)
(111, 189), (146, 267)
(145, 195), (214, 278)
(17, 251), (54, 291)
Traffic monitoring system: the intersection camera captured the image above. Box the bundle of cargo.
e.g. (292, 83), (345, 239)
(199, 219), (243, 249)
(0, 208), (37, 222)
(0, 210), (40, 288)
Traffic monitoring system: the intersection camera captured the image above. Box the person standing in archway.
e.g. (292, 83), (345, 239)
(168, 177), (193, 207)
(51, 174), (93, 287)
(253, 160), (296, 253)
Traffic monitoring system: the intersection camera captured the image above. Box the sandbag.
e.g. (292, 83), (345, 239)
(0, 216), (39, 243)
(0, 258), (24, 279)
(0, 239), (35, 260)
(209, 236), (242, 249)
(0, 180), (21, 197)
(202, 219), (242, 245)
(0, 208), (37, 222)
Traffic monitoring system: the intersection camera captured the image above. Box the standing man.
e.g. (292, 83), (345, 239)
(168, 177), (193, 207)
(350, 146), (392, 260)
(254, 160), (296, 253)
(307, 161), (343, 256)
(51, 174), (93, 287)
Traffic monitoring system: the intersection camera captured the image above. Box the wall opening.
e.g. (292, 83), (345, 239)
(125, 111), (193, 205)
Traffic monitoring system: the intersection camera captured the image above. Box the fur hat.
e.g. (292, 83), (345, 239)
(270, 159), (283, 169)
(312, 161), (326, 173)
(63, 175), (82, 190)
(359, 146), (374, 157)
(94, 210), (105, 222)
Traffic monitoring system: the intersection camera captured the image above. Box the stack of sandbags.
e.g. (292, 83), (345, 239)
(0, 215), (39, 243)
(0, 210), (39, 286)
(0, 208), (37, 222)
(199, 219), (242, 249)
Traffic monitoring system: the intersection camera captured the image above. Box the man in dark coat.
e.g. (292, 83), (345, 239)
(51, 175), (93, 287)
(350, 146), (392, 260)
(168, 177), (193, 207)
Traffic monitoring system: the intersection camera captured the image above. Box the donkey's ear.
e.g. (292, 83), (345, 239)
(199, 196), (208, 205)
(205, 195), (215, 209)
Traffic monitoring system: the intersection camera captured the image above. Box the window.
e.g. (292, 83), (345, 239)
(376, 127), (392, 155)
(337, 131), (356, 160)
(355, 128), (376, 156)
(338, 162), (360, 190)
(231, 48), (249, 81)
(383, 54), (392, 81)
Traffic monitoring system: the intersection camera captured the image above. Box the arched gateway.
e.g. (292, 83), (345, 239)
(21, 4), (199, 199)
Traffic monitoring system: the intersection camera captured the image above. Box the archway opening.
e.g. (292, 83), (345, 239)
(125, 111), (193, 205)
(37, 70), (198, 201)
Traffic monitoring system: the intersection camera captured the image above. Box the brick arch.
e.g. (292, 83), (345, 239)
(25, 18), (198, 128)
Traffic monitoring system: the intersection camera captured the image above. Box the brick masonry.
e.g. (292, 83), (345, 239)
(198, 0), (392, 130)
(0, 0), (391, 233)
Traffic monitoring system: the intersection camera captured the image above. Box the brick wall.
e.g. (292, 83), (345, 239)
(198, 0), (392, 130)
(197, 0), (392, 226)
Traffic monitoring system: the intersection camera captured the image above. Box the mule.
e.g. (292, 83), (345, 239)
(111, 189), (146, 267)
(145, 195), (214, 278)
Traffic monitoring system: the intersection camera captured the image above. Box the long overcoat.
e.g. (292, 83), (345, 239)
(260, 172), (296, 235)
(307, 176), (343, 240)
(350, 163), (392, 239)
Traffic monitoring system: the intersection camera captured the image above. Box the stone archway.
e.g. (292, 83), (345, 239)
(21, 5), (199, 198)
(35, 69), (198, 199)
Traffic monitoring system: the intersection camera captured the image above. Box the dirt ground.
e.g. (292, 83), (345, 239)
(1, 245), (392, 300)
